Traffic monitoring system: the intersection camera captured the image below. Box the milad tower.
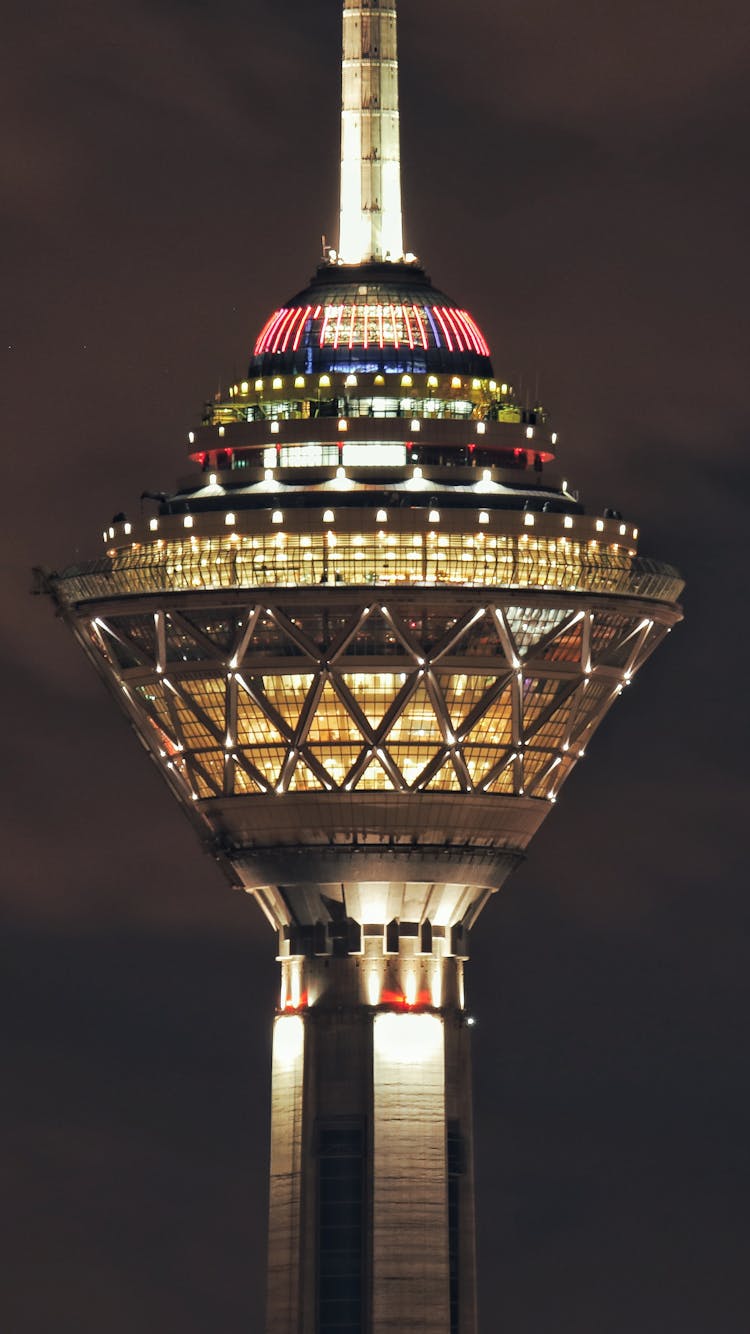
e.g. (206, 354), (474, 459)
(40, 2), (684, 1332)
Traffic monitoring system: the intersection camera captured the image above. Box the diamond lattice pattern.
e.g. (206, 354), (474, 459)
(104, 601), (659, 803)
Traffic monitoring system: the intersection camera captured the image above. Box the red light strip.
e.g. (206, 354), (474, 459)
(271, 307), (298, 354)
(265, 308), (293, 353)
(442, 307), (466, 352)
(256, 309), (286, 355)
(458, 310), (482, 354)
(459, 309), (481, 353)
(257, 300), (490, 357)
(461, 310), (491, 356)
(412, 305), (429, 349)
(282, 306), (307, 353)
(432, 306), (454, 351)
(291, 305), (313, 352)
(254, 309), (282, 355)
(451, 308), (479, 353)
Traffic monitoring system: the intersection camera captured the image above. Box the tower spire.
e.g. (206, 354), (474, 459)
(339, 0), (404, 264)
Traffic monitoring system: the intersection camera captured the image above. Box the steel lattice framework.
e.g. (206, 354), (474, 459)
(80, 592), (671, 808)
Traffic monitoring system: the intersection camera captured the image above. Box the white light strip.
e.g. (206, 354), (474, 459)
(267, 1015), (305, 1325)
(373, 1014), (448, 1323)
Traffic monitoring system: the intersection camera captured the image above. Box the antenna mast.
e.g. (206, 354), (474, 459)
(338, 0), (404, 264)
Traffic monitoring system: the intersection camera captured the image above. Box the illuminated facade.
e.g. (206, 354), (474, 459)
(39, 3), (683, 1333)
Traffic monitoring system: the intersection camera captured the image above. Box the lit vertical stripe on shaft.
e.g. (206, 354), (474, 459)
(372, 1013), (450, 1331)
(266, 1016), (305, 1334)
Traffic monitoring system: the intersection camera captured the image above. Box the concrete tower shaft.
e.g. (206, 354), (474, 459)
(339, 0), (404, 263)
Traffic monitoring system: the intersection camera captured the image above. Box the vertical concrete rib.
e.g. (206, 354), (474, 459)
(372, 1013), (451, 1332)
(266, 1015), (305, 1334)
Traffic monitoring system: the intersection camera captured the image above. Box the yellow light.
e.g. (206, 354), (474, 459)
(451, 376), (462, 389)
(524, 513), (535, 527)
(183, 516), (194, 529)
(241, 381), (249, 394)
(320, 374), (331, 387)
(376, 509), (388, 522)
(472, 378), (481, 389)
(273, 377), (283, 390)
(338, 419), (348, 431)
(272, 510), (283, 524)
(501, 382), (509, 395)
(274, 1014), (304, 1067)
(401, 374), (413, 387)
(295, 375), (305, 388)
(374, 1012), (443, 1063)
(410, 420), (421, 432)
(429, 510), (440, 523)
(427, 375), (438, 388)
(255, 379), (263, 391)
(149, 518), (158, 532)
(345, 374), (358, 387)
(479, 511), (489, 524)
(323, 509), (335, 523)
(375, 374), (385, 385)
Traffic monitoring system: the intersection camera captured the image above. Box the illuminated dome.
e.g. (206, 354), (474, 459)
(250, 262), (493, 378)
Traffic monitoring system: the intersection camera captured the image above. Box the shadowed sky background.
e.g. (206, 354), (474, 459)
(2, 0), (749, 1329)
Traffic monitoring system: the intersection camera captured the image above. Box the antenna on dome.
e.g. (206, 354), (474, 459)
(338, 0), (404, 265)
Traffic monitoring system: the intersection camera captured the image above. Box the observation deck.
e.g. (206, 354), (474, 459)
(40, 260), (683, 937)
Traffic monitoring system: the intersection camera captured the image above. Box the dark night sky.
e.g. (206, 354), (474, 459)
(2, 0), (749, 1329)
